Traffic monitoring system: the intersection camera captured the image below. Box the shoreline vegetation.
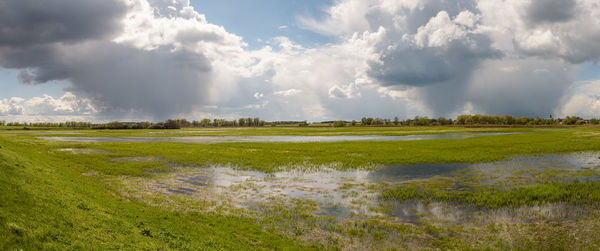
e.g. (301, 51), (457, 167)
(0, 114), (598, 130)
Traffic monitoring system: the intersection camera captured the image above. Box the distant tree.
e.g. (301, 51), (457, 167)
(198, 119), (210, 127)
(393, 117), (399, 125)
(370, 118), (384, 125)
(163, 119), (181, 129)
(361, 117), (373, 126)
(333, 121), (345, 127)
(351, 120), (357, 126)
(253, 117), (260, 127)
(590, 118), (600, 125)
(106, 121), (127, 129)
(298, 121), (309, 127)
(437, 117), (452, 125)
(563, 116), (582, 125)
(139, 121), (151, 129)
(410, 116), (431, 126)
(149, 122), (164, 129)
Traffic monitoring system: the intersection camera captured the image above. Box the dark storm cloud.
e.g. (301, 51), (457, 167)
(1, 42), (212, 120)
(467, 59), (574, 117)
(369, 45), (498, 115)
(0, 0), (215, 120)
(515, 0), (599, 64)
(526, 0), (577, 24)
(366, 18), (501, 114)
(355, 0), (502, 115)
(0, 0), (127, 46)
(65, 43), (212, 119)
(370, 37), (500, 87)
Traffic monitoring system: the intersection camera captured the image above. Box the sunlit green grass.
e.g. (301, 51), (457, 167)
(381, 180), (600, 209)
(2, 126), (600, 249)
(0, 134), (316, 249)
(15, 127), (600, 173)
(1, 125), (518, 137)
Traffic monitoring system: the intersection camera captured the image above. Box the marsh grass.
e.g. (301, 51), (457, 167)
(13, 127), (600, 174)
(3, 126), (600, 249)
(381, 180), (600, 209)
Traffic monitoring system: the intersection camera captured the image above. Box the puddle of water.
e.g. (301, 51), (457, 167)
(111, 156), (161, 162)
(40, 132), (519, 143)
(166, 187), (196, 195)
(370, 163), (469, 181)
(56, 148), (111, 154)
(148, 167), (377, 217)
(470, 152), (600, 184)
(137, 151), (600, 223)
(387, 200), (596, 225)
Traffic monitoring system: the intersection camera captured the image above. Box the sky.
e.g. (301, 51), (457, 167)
(1, 0), (600, 122)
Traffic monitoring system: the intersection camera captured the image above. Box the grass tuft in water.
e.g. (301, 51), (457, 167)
(381, 180), (600, 209)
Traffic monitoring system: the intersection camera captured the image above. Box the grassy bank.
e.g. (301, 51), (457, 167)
(0, 134), (316, 249)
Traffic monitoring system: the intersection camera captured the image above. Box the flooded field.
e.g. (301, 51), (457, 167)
(116, 151), (600, 225)
(41, 132), (518, 143)
(7, 127), (600, 249)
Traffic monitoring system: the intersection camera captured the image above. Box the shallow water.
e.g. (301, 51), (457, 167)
(370, 163), (470, 181)
(469, 152), (600, 184)
(149, 167), (376, 217)
(387, 200), (597, 224)
(139, 151), (600, 222)
(56, 148), (111, 154)
(111, 156), (161, 162)
(41, 132), (518, 143)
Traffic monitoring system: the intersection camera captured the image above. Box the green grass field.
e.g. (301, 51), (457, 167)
(2, 126), (600, 249)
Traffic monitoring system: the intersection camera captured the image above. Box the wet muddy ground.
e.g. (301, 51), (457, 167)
(110, 151), (600, 225)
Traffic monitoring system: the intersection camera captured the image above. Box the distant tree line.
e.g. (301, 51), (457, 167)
(455, 115), (555, 125)
(92, 121), (157, 129)
(2, 115), (600, 129)
(358, 116), (453, 126)
(269, 121), (308, 126)
(454, 115), (593, 126)
(0, 121), (92, 128)
(90, 118), (266, 129)
(355, 115), (597, 126)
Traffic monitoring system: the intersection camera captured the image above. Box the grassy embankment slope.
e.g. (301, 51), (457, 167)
(0, 131), (316, 249)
